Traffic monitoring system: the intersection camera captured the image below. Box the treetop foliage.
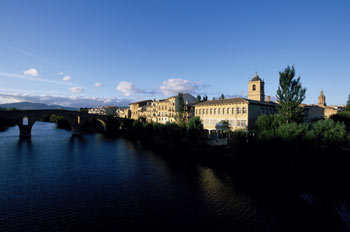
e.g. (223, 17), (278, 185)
(276, 65), (306, 123)
(346, 94), (350, 111)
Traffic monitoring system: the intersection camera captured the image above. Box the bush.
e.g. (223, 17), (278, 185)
(276, 122), (308, 143)
(228, 129), (248, 148)
(306, 119), (348, 147)
(330, 111), (350, 133)
(254, 114), (284, 135)
(186, 117), (204, 141)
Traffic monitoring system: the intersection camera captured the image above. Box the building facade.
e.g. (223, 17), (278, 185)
(195, 74), (277, 131)
(302, 90), (344, 122)
(156, 94), (196, 124)
(116, 107), (131, 118)
(129, 100), (152, 120)
(129, 94), (196, 124)
(88, 106), (118, 116)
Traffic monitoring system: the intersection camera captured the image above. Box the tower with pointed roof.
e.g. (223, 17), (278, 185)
(318, 90), (326, 106)
(248, 73), (265, 101)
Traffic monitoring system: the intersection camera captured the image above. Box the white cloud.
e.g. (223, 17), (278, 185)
(58, 72), (64, 75)
(116, 81), (140, 96)
(116, 81), (155, 96)
(62, 75), (72, 81)
(23, 68), (39, 77)
(0, 93), (132, 107)
(160, 78), (200, 96)
(94, 82), (104, 87)
(69, 87), (84, 94)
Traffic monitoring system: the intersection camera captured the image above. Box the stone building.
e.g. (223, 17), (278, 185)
(302, 90), (344, 122)
(88, 106), (118, 116)
(116, 107), (131, 119)
(129, 94), (196, 124)
(129, 100), (152, 120)
(195, 74), (277, 131)
(155, 94), (196, 124)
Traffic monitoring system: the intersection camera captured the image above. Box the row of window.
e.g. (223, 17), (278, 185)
(158, 102), (176, 111)
(157, 112), (175, 117)
(202, 119), (247, 127)
(195, 107), (247, 116)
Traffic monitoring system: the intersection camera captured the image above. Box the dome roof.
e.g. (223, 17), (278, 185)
(251, 73), (262, 81)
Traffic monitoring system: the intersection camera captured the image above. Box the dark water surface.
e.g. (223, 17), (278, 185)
(0, 122), (342, 232)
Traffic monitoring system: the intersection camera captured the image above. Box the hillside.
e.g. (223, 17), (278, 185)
(0, 102), (78, 111)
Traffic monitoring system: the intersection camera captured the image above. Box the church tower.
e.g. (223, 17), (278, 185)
(318, 90), (326, 107)
(248, 73), (265, 101)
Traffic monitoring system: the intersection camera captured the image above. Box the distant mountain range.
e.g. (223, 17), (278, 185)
(0, 102), (78, 111)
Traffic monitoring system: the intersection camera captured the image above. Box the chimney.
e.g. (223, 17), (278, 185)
(266, 96), (271, 102)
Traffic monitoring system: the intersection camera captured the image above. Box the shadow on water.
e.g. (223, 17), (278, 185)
(16, 137), (33, 155)
(69, 134), (86, 144)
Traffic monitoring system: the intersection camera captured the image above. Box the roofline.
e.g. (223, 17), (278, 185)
(195, 97), (279, 107)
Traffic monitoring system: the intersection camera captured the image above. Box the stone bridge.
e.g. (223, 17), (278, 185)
(0, 110), (120, 138)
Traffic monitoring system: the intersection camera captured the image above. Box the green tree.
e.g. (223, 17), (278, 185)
(276, 65), (306, 123)
(254, 113), (284, 134)
(50, 114), (71, 130)
(79, 108), (89, 113)
(176, 92), (186, 127)
(187, 117), (204, 141)
(330, 111), (350, 132)
(306, 119), (348, 147)
(196, 94), (202, 103)
(202, 95), (208, 101)
(219, 94), (225, 100)
(346, 94), (350, 111)
(276, 122), (308, 143)
(218, 120), (230, 132)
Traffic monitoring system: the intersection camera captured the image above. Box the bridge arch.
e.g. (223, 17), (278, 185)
(0, 110), (114, 138)
(78, 118), (107, 134)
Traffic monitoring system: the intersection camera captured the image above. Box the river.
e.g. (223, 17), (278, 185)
(0, 122), (347, 231)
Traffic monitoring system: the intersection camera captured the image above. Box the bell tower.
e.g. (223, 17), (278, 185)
(248, 73), (265, 101)
(318, 90), (326, 107)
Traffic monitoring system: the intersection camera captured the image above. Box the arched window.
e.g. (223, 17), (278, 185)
(232, 108), (235, 114)
(196, 109), (198, 115)
(218, 108), (220, 115)
(242, 107), (247, 114)
(214, 108), (216, 115)
(206, 109), (208, 114)
(237, 108), (241, 114)
(252, 84), (256, 91)
(210, 109), (212, 115)
(222, 108), (225, 115)
(227, 108), (230, 114)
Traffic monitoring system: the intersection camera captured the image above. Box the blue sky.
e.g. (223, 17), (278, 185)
(0, 0), (349, 107)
